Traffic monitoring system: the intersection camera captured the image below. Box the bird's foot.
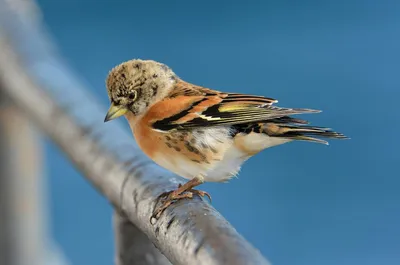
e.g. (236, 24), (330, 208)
(177, 183), (211, 202)
(151, 185), (211, 220)
(187, 188), (212, 202)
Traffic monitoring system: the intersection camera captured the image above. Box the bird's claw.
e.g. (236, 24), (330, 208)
(150, 188), (212, 221)
(151, 190), (192, 220)
(188, 189), (212, 202)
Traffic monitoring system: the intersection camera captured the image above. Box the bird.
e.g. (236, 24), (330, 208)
(104, 59), (348, 219)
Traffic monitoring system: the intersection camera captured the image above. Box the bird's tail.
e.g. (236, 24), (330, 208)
(264, 117), (349, 145)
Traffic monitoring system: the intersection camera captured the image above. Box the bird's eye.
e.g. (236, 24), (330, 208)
(128, 91), (137, 101)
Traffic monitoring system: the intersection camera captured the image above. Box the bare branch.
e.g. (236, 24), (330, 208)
(114, 211), (171, 265)
(0, 2), (271, 264)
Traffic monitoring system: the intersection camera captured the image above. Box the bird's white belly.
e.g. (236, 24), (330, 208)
(152, 153), (208, 180)
(151, 128), (290, 183)
(153, 143), (248, 183)
(203, 145), (249, 182)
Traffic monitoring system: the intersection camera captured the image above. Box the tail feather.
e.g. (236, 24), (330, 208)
(287, 135), (330, 145)
(264, 122), (349, 145)
(270, 116), (310, 125)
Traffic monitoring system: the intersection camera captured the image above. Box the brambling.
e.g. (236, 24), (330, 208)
(104, 59), (348, 219)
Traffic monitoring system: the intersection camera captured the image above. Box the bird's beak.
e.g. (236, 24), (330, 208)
(104, 103), (128, 122)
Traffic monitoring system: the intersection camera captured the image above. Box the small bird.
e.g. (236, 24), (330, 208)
(104, 59), (347, 219)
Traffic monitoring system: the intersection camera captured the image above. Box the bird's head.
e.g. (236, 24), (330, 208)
(104, 59), (177, 122)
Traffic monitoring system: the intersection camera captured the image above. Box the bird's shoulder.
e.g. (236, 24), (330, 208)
(138, 81), (223, 126)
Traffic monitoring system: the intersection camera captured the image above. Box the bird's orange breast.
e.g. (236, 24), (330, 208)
(124, 107), (234, 180)
(125, 112), (164, 160)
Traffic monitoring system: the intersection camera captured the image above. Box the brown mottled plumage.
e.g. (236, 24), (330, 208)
(104, 59), (348, 219)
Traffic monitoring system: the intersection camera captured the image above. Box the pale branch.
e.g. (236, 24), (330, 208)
(113, 211), (171, 265)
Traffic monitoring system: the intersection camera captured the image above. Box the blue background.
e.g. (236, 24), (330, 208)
(35, 1), (399, 264)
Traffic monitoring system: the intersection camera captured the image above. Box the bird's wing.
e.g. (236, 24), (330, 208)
(150, 81), (320, 131)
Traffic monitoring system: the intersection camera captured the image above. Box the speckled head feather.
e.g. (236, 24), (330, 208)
(106, 59), (178, 115)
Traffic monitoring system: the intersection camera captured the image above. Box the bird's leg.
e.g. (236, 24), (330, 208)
(151, 175), (211, 220)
